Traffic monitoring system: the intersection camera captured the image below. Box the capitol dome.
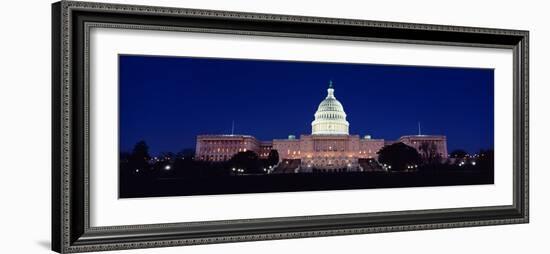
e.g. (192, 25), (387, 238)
(311, 81), (350, 135)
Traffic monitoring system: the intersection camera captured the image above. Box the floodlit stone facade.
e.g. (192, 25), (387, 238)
(398, 135), (448, 160)
(195, 135), (260, 162)
(272, 134), (384, 172)
(195, 82), (448, 172)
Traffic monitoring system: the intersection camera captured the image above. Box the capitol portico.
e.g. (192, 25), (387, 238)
(196, 82), (448, 172)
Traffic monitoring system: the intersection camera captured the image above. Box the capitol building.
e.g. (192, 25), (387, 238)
(196, 82), (448, 172)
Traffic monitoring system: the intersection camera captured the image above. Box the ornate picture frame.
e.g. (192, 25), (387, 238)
(52, 1), (529, 253)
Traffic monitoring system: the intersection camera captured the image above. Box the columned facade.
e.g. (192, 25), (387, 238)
(194, 81), (448, 172)
(195, 135), (260, 162)
(273, 135), (384, 172)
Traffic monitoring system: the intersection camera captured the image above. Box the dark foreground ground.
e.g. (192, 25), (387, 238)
(120, 170), (493, 198)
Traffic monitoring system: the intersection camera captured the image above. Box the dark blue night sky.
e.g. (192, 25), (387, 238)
(119, 55), (494, 155)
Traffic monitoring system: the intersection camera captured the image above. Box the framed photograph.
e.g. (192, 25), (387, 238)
(52, 1), (529, 253)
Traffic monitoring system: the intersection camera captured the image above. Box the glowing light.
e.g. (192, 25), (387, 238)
(164, 165), (171, 170)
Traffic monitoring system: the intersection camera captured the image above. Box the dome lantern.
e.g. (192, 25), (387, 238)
(327, 80), (335, 97)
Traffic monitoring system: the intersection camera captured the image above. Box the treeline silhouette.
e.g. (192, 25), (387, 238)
(119, 140), (494, 198)
(120, 141), (280, 182)
(121, 140), (493, 179)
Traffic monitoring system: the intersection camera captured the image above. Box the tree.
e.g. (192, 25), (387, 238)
(128, 140), (151, 172)
(229, 151), (263, 174)
(450, 149), (468, 159)
(266, 150), (279, 167)
(159, 151), (175, 162)
(172, 149), (198, 175)
(131, 140), (150, 159)
(120, 140), (152, 180)
(476, 149), (494, 177)
(377, 142), (421, 171)
(418, 141), (440, 164)
(176, 149), (196, 161)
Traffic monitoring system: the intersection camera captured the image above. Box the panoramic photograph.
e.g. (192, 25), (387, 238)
(118, 55), (494, 198)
